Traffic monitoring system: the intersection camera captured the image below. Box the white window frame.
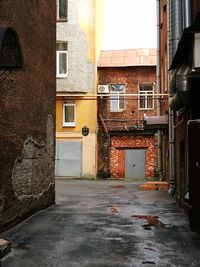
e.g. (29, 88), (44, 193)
(56, 49), (68, 78)
(57, 0), (68, 20)
(110, 84), (126, 112)
(139, 84), (154, 110)
(62, 100), (76, 127)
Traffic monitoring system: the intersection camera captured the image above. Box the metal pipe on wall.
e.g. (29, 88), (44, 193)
(183, 0), (192, 28)
(168, 0), (184, 196)
(169, 0), (183, 66)
(156, 0), (163, 180)
(168, 108), (176, 195)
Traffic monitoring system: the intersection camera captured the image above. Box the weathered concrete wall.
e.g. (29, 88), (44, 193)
(0, 0), (56, 230)
(56, 0), (95, 92)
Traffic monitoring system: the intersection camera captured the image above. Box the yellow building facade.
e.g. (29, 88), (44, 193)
(56, 0), (104, 178)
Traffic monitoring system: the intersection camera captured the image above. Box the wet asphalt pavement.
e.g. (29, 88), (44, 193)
(1, 179), (200, 267)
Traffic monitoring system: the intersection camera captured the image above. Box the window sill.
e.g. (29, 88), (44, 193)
(57, 75), (68, 79)
(62, 124), (76, 128)
(110, 110), (125, 113)
(139, 108), (154, 111)
(56, 19), (68, 22)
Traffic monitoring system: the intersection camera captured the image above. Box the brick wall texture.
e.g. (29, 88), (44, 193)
(98, 66), (157, 130)
(110, 135), (155, 179)
(97, 65), (157, 179)
(0, 0), (56, 231)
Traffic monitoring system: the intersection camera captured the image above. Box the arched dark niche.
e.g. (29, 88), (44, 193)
(0, 27), (23, 70)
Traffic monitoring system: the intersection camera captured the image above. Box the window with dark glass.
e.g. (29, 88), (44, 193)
(139, 84), (154, 109)
(57, 0), (68, 20)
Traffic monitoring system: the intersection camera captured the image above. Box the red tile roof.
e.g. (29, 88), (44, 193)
(98, 48), (157, 67)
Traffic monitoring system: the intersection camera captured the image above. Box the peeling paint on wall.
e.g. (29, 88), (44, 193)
(78, 0), (95, 63)
(56, 0), (95, 92)
(11, 115), (55, 200)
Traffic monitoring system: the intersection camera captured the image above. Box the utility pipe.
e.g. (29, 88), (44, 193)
(98, 113), (108, 134)
(168, 0), (184, 196)
(168, 108), (176, 195)
(183, 0), (192, 28)
(156, 0), (163, 180)
(57, 93), (169, 97)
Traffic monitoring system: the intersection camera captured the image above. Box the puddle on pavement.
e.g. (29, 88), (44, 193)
(12, 242), (29, 250)
(110, 205), (119, 214)
(144, 247), (155, 251)
(132, 215), (165, 230)
(111, 185), (126, 189)
(142, 260), (156, 265)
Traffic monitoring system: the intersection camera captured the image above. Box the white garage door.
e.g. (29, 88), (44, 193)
(55, 141), (82, 177)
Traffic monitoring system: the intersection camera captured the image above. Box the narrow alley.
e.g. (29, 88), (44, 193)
(1, 179), (200, 267)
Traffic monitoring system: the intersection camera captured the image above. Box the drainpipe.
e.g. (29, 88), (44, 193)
(183, 0), (192, 28)
(168, 0), (184, 195)
(168, 108), (176, 195)
(168, 0), (183, 65)
(156, 0), (163, 180)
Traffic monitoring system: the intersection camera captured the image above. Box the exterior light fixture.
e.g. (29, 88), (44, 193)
(82, 126), (89, 136)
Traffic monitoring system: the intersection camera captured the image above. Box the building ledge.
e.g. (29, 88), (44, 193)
(143, 115), (168, 130)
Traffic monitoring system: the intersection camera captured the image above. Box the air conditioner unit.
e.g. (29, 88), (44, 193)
(98, 84), (109, 94)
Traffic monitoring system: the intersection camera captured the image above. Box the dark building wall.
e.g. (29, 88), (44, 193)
(174, 2), (200, 205)
(175, 120), (188, 205)
(97, 132), (110, 178)
(0, 1), (56, 230)
(165, 1), (200, 205)
(192, 1), (200, 21)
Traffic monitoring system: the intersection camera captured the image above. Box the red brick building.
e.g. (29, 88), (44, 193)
(97, 49), (159, 180)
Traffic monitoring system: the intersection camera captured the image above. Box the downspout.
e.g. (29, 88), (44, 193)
(169, 0), (192, 111)
(156, 0), (163, 180)
(183, 0), (192, 28)
(168, 107), (176, 195)
(99, 113), (108, 134)
(169, 0), (183, 65)
(168, 0), (184, 195)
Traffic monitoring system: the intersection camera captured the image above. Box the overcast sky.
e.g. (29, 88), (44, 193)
(102, 0), (157, 50)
